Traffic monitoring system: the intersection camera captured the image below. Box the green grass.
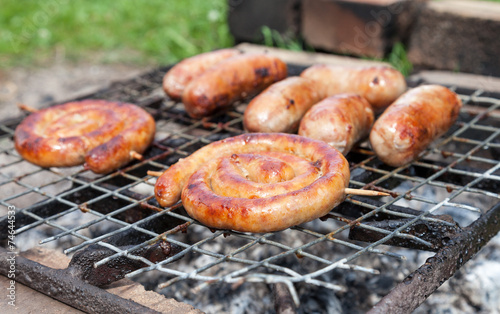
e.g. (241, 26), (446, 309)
(260, 26), (314, 52)
(385, 42), (413, 77)
(0, 0), (233, 68)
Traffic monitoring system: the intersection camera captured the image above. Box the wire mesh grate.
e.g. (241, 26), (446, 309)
(1, 65), (500, 304)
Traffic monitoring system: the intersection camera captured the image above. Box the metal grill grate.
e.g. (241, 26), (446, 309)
(1, 64), (500, 310)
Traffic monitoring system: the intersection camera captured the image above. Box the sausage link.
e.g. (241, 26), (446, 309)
(300, 64), (407, 112)
(182, 54), (288, 119)
(162, 48), (241, 100)
(243, 77), (323, 133)
(298, 94), (374, 155)
(154, 133), (350, 233)
(14, 100), (156, 174)
(369, 85), (462, 167)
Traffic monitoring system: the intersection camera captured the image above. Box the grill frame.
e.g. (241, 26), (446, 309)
(1, 53), (500, 312)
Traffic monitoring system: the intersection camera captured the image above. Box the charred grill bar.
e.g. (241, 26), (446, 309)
(1, 57), (500, 312)
(370, 202), (500, 313)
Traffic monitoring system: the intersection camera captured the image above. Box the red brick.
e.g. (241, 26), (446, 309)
(301, 0), (424, 58)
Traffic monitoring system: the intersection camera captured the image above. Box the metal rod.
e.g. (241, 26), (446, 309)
(273, 282), (298, 314)
(369, 202), (500, 313)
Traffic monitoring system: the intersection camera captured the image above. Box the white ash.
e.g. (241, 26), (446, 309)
(130, 224), (410, 313)
(415, 233), (500, 314)
(392, 180), (493, 228)
(452, 260), (500, 312)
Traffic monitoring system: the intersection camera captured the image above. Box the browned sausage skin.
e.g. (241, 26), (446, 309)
(162, 48), (241, 100)
(154, 133), (350, 233)
(243, 76), (323, 133)
(182, 54), (288, 119)
(14, 100), (156, 174)
(298, 94), (374, 155)
(300, 64), (407, 112)
(369, 85), (462, 167)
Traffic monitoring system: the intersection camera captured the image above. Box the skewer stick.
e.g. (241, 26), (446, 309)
(147, 170), (164, 177)
(344, 188), (390, 197)
(17, 103), (39, 113)
(130, 151), (143, 160)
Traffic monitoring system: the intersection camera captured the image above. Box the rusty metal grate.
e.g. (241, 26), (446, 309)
(1, 64), (500, 312)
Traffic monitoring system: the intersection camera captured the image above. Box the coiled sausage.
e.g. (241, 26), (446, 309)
(14, 100), (156, 174)
(154, 133), (350, 233)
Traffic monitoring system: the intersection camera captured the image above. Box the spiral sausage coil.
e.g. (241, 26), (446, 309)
(14, 99), (156, 174)
(155, 133), (350, 233)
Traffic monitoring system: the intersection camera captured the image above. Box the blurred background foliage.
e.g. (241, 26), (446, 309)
(0, 0), (233, 69)
(0, 0), (414, 74)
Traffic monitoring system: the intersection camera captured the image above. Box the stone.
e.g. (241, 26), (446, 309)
(228, 0), (301, 44)
(15, 248), (202, 313)
(407, 0), (500, 76)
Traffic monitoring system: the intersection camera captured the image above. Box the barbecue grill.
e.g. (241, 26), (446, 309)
(1, 47), (500, 313)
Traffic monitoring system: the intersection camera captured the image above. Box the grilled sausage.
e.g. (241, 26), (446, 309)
(14, 100), (156, 174)
(243, 77), (323, 133)
(182, 54), (288, 119)
(298, 94), (374, 155)
(154, 133), (350, 233)
(162, 48), (241, 100)
(300, 64), (407, 112)
(369, 85), (462, 167)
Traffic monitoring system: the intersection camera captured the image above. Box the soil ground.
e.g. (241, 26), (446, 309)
(0, 62), (147, 120)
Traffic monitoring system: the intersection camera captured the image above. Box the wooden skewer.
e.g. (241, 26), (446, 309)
(147, 170), (164, 177)
(344, 188), (390, 197)
(130, 151), (143, 160)
(17, 103), (39, 113)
